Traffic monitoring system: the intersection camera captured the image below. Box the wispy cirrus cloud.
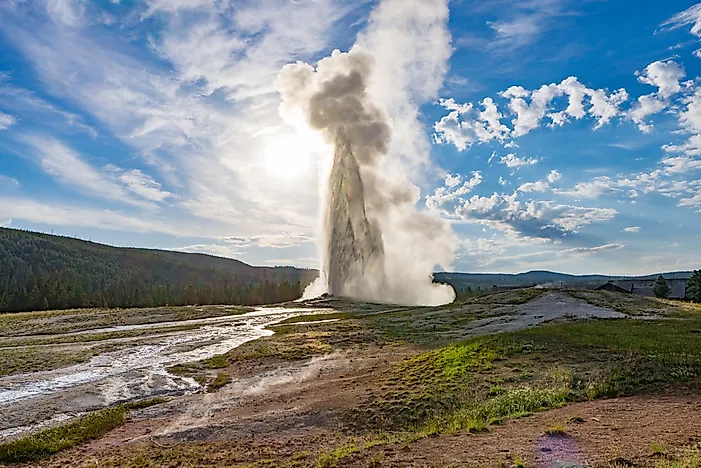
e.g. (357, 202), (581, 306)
(0, 111), (16, 130)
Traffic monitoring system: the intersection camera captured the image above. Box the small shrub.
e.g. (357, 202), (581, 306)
(651, 442), (667, 456)
(544, 422), (567, 435)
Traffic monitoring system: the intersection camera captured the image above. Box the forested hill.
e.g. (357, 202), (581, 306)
(0, 228), (318, 313)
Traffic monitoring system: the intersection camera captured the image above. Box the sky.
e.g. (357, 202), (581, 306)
(1, 0), (700, 276)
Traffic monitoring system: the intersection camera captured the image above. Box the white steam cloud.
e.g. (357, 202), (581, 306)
(277, 0), (455, 306)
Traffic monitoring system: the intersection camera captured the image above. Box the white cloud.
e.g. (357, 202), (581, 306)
(117, 169), (173, 203)
(433, 97), (509, 150)
(0, 175), (20, 188)
(0, 196), (187, 236)
(636, 60), (686, 98)
(1, 0), (354, 240)
(518, 180), (549, 192)
(561, 243), (624, 255)
(45, 0), (85, 27)
(501, 83), (561, 136)
(517, 170), (561, 193)
(498, 176), (508, 186)
(24, 136), (173, 207)
(628, 60), (685, 132)
(679, 188), (701, 210)
(23, 136), (135, 204)
(662, 3), (701, 37)
(428, 178), (617, 242)
(0, 111), (16, 130)
(500, 153), (539, 168)
(556, 176), (614, 199)
(425, 171), (482, 211)
(547, 170), (561, 183)
(624, 226), (641, 233)
(434, 76), (628, 149)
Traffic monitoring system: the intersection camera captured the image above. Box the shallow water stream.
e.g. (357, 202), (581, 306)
(0, 307), (329, 440)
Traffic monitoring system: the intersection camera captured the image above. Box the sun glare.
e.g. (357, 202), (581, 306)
(262, 134), (314, 180)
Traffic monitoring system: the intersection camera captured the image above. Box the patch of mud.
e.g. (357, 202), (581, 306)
(149, 352), (353, 441)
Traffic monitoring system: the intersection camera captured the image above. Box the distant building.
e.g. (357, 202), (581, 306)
(595, 279), (688, 299)
(491, 285), (530, 292)
(595, 282), (630, 294)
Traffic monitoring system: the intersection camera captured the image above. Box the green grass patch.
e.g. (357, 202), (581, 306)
(349, 316), (701, 439)
(207, 372), (232, 392)
(655, 447), (701, 468)
(544, 422), (568, 435)
(123, 397), (169, 411)
(0, 407), (128, 464)
(651, 442), (668, 456)
(0, 397), (168, 464)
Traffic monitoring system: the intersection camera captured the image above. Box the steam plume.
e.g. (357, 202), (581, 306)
(277, 4), (455, 306)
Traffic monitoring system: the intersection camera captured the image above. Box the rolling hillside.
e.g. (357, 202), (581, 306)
(0, 228), (317, 313)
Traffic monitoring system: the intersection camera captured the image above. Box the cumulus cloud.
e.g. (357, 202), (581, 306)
(433, 97), (509, 150)
(432, 59), (690, 151)
(629, 60), (686, 132)
(518, 171), (560, 193)
(425, 171), (482, 211)
(624, 226), (641, 233)
(427, 179), (617, 243)
(433, 76), (628, 149)
(500, 153), (539, 169)
(518, 180), (549, 192)
(556, 176), (615, 199)
(547, 170), (562, 183)
(636, 60), (686, 98)
(501, 83), (561, 136)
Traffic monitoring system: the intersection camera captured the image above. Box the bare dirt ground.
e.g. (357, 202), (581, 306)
(347, 392), (701, 467)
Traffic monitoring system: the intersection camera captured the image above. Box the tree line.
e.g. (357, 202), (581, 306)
(653, 270), (701, 301)
(0, 228), (315, 313)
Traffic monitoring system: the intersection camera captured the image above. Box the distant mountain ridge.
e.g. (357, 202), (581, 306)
(434, 270), (694, 290)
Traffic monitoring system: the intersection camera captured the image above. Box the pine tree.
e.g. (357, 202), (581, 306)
(653, 275), (671, 299)
(687, 270), (701, 303)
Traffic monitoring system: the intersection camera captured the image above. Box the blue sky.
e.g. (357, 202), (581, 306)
(1, 0), (700, 275)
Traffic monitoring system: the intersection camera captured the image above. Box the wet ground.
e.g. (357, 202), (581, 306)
(0, 306), (333, 440)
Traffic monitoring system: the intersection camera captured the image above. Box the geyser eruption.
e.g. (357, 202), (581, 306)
(325, 130), (386, 296)
(277, 50), (455, 306)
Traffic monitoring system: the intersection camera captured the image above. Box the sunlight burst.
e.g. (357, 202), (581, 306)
(262, 134), (314, 180)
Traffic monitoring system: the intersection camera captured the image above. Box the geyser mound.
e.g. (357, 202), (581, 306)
(277, 50), (455, 306)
